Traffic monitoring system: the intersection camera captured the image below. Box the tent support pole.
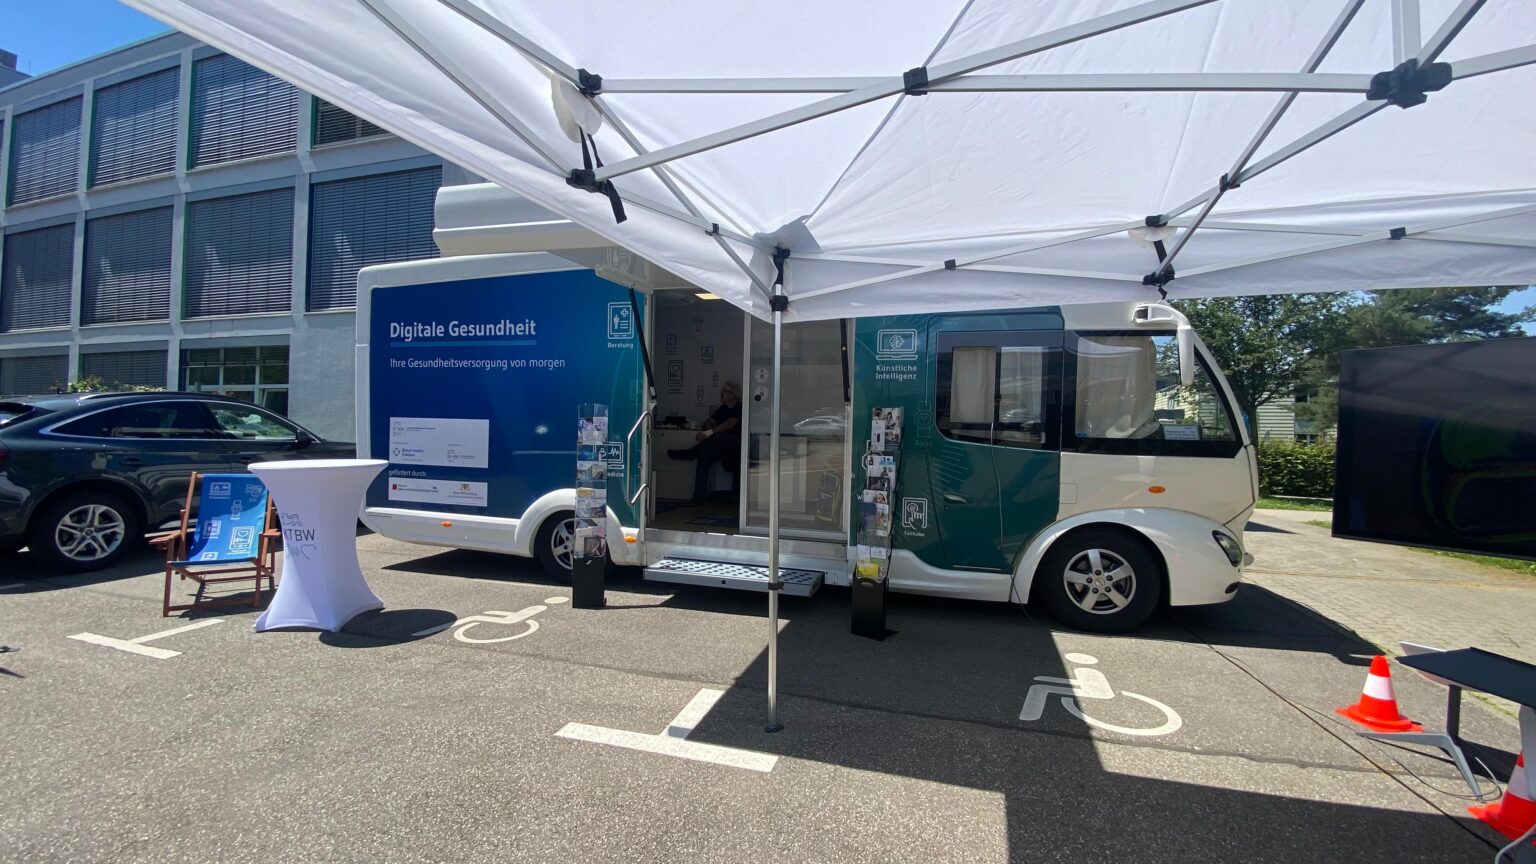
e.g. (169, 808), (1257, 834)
(765, 253), (789, 733)
(1391, 0), (1421, 64)
(591, 0), (1216, 182)
(1418, 0), (1487, 64)
(357, 0), (570, 174)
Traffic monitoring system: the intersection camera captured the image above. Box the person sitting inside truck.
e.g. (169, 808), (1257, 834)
(668, 382), (742, 504)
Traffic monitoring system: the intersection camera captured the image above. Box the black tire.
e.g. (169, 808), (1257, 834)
(534, 511), (576, 580)
(1037, 527), (1162, 634)
(26, 489), (143, 573)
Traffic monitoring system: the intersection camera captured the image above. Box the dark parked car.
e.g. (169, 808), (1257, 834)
(0, 392), (353, 572)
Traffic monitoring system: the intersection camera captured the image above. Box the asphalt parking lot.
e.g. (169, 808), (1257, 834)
(0, 530), (1526, 863)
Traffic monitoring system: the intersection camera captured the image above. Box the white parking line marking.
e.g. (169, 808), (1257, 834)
(556, 687), (778, 773)
(665, 688), (725, 738)
(67, 619), (224, 660)
(67, 633), (182, 659)
(557, 722), (779, 773)
(128, 619), (224, 643)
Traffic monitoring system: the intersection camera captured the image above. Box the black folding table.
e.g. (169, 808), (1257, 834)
(1399, 648), (1536, 861)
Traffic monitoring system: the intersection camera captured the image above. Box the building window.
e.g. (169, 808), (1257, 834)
(183, 188), (294, 318)
(83, 206), (173, 325)
(307, 166), (441, 310)
(313, 99), (388, 147)
(189, 54), (298, 168)
(1, 223), (75, 332)
(181, 345), (289, 414)
(8, 97), (82, 205)
(0, 353), (69, 395)
(90, 67), (179, 186)
(79, 349), (168, 389)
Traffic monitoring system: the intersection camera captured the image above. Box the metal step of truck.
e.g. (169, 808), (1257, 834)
(643, 557), (824, 597)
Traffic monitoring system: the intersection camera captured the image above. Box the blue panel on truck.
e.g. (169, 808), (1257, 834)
(366, 270), (645, 525)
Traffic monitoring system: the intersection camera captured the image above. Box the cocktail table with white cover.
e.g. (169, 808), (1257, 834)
(250, 459), (387, 632)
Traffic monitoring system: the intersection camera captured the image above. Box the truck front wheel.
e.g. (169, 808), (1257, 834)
(1037, 528), (1162, 633)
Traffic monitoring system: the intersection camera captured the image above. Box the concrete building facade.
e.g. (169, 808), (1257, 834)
(0, 32), (474, 441)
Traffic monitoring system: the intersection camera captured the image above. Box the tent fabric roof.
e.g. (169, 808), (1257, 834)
(127, 0), (1536, 321)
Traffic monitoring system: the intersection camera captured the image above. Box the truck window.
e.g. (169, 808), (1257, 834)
(936, 331), (1060, 449)
(1068, 333), (1239, 457)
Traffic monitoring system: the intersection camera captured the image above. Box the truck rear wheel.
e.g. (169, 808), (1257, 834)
(1037, 527), (1162, 633)
(534, 512), (576, 580)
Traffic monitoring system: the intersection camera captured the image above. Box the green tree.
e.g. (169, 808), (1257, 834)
(1294, 286), (1533, 428)
(1175, 294), (1351, 439)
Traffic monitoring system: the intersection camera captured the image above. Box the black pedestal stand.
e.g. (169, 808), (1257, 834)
(571, 557), (606, 609)
(851, 576), (887, 640)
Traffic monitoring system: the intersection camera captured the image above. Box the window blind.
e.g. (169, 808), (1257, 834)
(190, 54), (297, 167)
(184, 188), (294, 318)
(8, 97), (82, 204)
(0, 354), (69, 396)
(82, 206), (173, 325)
(80, 349), (169, 388)
(1, 223), (75, 331)
(307, 166), (440, 310)
(313, 99), (388, 146)
(91, 67), (179, 186)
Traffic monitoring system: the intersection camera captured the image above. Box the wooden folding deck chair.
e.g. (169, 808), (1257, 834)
(157, 472), (279, 616)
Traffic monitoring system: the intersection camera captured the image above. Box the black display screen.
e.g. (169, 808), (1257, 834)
(1334, 337), (1536, 561)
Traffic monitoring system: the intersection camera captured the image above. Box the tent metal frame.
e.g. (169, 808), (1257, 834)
(428, 0), (1535, 306)
(431, 0), (1529, 729)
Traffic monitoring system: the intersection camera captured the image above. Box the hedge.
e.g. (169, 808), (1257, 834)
(1256, 440), (1335, 498)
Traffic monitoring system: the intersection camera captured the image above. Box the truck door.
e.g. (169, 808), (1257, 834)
(931, 329), (1062, 571)
(931, 331), (1005, 570)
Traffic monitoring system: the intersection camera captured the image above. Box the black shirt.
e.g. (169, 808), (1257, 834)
(709, 402), (742, 431)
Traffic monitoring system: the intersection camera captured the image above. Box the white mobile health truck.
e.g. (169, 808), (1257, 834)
(356, 184), (1257, 632)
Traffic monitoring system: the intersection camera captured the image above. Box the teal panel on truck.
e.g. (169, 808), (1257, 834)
(853, 310), (1063, 574)
(367, 270), (646, 527)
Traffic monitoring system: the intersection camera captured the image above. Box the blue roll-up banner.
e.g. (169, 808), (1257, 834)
(367, 270), (646, 527)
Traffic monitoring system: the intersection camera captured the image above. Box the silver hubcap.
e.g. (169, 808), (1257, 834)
(1063, 548), (1135, 615)
(551, 518), (576, 571)
(55, 504), (126, 562)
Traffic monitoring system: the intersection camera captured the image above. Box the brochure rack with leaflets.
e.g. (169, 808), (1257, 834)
(572, 403), (608, 608)
(852, 407), (902, 639)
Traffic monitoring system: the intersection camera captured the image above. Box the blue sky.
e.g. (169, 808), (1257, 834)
(4, 1), (1535, 332)
(5, 0), (169, 77)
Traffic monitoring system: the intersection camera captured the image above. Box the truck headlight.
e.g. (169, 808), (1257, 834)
(1212, 531), (1243, 567)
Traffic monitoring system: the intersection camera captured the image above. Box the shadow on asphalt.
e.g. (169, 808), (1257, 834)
(1245, 520), (1296, 534)
(683, 582), (1490, 863)
(320, 607), (458, 647)
(0, 545), (163, 591)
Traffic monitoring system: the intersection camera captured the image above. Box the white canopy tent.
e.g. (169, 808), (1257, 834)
(125, 0), (1536, 727)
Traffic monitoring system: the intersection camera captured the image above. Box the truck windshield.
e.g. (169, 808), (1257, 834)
(1073, 334), (1238, 451)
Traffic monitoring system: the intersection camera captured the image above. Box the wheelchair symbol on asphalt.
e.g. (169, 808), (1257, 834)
(1019, 653), (1182, 736)
(412, 597), (569, 643)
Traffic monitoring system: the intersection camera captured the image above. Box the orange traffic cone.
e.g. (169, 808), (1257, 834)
(1470, 754), (1536, 841)
(1336, 655), (1422, 733)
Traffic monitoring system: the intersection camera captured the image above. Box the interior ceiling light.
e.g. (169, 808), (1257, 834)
(695, 292), (722, 300)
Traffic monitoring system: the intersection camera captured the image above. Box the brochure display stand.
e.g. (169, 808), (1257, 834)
(572, 403), (609, 609)
(852, 407), (902, 640)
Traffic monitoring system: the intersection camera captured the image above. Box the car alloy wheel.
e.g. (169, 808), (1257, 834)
(54, 504), (127, 563)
